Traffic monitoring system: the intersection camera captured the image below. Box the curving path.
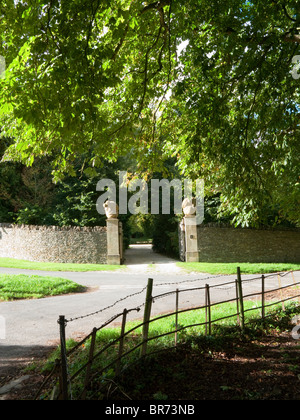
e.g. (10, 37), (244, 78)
(0, 244), (188, 375)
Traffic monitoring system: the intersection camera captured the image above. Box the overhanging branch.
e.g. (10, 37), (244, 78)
(282, 4), (297, 22)
(283, 33), (300, 43)
(140, 0), (171, 14)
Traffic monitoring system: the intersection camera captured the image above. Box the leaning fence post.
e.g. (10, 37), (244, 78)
(116, 309), (128, 375)
(141, 278), (153, 357)
(237, 267), (245, 333)
(235, 279), (240, 326)
(291, 270), (296, 286)
(261, 274), (265, 321)
(58, 315), (69, 400)
(205, 284), (211, 336)
(277, 273), (285, 311)
(175, 289), (179, 347)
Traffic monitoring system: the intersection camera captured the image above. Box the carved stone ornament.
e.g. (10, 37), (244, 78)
(182, 197), (196, 217)
(103, 200), (119, 219)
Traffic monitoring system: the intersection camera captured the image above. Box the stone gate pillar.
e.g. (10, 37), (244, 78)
(106, 218), (121, 265)
(104, 200), (121, 265)
(182, 198), (199, 262)
(184, 216), (199, 262)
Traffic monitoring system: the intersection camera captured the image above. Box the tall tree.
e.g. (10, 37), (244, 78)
(0, 1), (299, 226)
(162, 0), (300, 226)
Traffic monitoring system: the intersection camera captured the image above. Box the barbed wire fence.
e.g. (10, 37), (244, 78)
(35, 269), (300, 400)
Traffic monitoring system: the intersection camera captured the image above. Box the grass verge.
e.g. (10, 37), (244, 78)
(0, 274), (84, 300)
(176, 262), (300, 275)
(0, 257), (126, 272)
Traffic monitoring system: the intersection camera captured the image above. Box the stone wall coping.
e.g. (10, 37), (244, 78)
(0, 223), (107, 232)
(197, 223), (300, 232)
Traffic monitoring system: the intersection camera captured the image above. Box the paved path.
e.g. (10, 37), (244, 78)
(124, 244), (183, 273)
(0, 244), (298, 373)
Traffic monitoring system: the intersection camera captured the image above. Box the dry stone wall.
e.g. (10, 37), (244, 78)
(0, 223), (107, 264)
(196, 224), (300, 263)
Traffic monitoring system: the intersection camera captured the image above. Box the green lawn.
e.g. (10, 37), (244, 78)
(0, 257), (126, 272)
(177, 262), (300, 275)
(123, 299), (284, 338)
(1, 258), (299, 275)
(0, 274), (84, 300)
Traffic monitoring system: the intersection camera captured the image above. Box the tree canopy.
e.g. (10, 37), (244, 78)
(0, 0), (299, 226)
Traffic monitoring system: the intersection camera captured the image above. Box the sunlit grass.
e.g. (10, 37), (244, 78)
(0, 257), (125, 272)
(176, 262), (300, 275)
(0, 274), (84, 300)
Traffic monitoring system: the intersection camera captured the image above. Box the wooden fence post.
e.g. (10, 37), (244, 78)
(175, 289), (179, 347)
(141, 278), (153, 357)
(205, 284), (211, 336)
(277, 273), (285, 311)
(237, 267), (245, 333)
(291, 270), (296, 286)
(116, 309), (128, 375)
(261, 274), (265, 321)
(58, 315), (69, 400)
(235, 279), (240, 326)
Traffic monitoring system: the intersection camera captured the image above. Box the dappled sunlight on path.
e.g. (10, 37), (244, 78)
(124, 244), (183, 274)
